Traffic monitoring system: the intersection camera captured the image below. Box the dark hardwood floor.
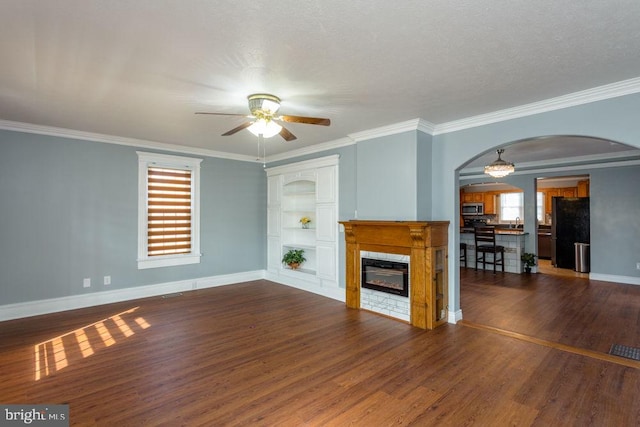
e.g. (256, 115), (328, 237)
(460, 267), (640, 355)
(1, 275), (639, 426)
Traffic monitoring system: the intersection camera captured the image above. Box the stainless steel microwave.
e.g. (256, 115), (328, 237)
(462, 203), (484, 216)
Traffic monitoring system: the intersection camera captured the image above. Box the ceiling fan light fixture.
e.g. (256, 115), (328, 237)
(248, 119), (282, 138)
(247, 93), (281, 115)
(484, 149), (515, 178)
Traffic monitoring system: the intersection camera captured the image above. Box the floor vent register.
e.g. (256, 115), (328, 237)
(609, 344), (640, 361)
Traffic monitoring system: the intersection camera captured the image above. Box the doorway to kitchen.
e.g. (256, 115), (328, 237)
(537, 259), (589, 278)
(536, 175), (590, 277)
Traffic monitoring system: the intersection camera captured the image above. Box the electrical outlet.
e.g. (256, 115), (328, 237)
(104, 275), (111, 285)
(83, 278), (91, 288)
(637, 262), (640, 270)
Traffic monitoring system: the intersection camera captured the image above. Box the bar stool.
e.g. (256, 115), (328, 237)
(460, 243), (467, 268)
(474, 226), (505, 273)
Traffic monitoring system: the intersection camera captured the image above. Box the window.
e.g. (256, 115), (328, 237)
(499, 192), (523, 222)
(137, 152), (202, 269)
(536, 192), (544, 223)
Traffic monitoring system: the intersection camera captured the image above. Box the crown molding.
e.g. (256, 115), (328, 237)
(265, 137), (354, 163)
(416, 119), (437, 135)
(0, 119), (258, 163)
(265, 118), (438, 163)
(434, 76), (640, 134)
(349, 118), (436, 142)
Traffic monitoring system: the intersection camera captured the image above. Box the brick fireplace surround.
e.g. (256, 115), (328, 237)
(339, 220), (449, 329)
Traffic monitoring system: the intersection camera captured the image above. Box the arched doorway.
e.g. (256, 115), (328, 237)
(453, 134), (640, 355)
(457, 135), (638, 278)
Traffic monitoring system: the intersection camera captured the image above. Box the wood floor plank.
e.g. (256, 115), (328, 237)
(1, 277), (640, 426)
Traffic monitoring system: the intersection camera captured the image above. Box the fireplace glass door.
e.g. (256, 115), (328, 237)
(361, 258), (409, 297)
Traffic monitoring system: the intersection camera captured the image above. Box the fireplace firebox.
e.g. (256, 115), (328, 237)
(361, 258), (409, 297)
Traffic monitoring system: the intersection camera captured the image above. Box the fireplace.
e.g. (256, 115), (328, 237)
(361, 258), (409, 297)
(340, 220), (450, 329)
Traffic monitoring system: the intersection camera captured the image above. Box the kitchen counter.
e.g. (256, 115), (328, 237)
(461, 228), (528, 235)
(460, 230), (528, 273)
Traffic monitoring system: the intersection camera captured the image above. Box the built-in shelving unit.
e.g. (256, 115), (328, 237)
(265, 155), (339, 297)
(282, 179), (317, 273)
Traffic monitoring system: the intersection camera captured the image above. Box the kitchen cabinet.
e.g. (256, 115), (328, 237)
(577, 180), (590, 197)
(462, 192), (484, 203)
(544, 189), (559, 214)
(543, 187), (578, 214)
(483, 192), (496, 214)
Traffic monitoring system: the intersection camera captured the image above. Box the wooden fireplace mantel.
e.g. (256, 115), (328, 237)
(339, 220), (449, 329)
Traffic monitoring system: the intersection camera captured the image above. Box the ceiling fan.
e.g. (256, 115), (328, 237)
(195, 93), (330, 142)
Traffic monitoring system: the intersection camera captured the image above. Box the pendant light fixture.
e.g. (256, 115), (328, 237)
(484, 149), (515, 178)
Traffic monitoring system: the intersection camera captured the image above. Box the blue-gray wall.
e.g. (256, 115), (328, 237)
(356, 132), (418, 220)
(416, 131), (433, 220)
(0, 130), (266, 305)
(590, 165), (640, 277)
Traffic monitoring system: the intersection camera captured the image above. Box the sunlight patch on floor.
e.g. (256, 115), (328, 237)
(34, 307), (150, 381)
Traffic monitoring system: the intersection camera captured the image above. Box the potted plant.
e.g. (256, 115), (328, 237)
(282, 249), (306, 270)
(299, 216), (312, 229)
(521, 252), (537, 273)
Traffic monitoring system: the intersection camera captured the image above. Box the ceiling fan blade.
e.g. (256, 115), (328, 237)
(279, 126), (297, 142)
(278, 115), (331, 126)
(222, 122), (253, 136)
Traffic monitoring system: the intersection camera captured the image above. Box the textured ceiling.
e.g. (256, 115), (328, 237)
(2, 1), (640, 162)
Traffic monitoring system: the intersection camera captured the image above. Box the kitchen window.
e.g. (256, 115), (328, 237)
(499, 192), (523, 222)
(499, 192), (545, 223)
(137, 152), (202, 269)
(536, 192), (544, 222)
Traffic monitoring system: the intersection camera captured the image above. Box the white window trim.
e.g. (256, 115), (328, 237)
(137, 151), (202, 269)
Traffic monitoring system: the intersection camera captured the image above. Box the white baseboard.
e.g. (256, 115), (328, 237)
(0, 270), (266, 322)
(195, 270), (265, 289)
(449, 309), (463, 324)
(265, 272), (345, 302)
(588, 273), (640, 286)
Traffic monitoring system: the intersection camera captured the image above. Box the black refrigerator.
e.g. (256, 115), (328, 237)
(552, 197), (590, 269)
